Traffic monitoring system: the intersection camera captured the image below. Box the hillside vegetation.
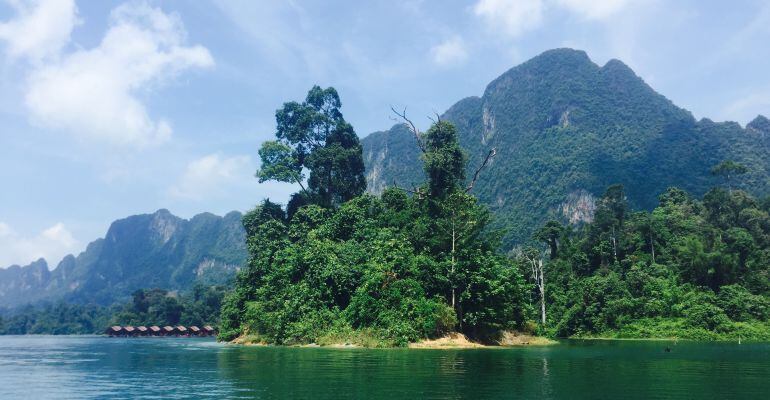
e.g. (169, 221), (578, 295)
(223, 79), (769, 345)
(362, 49), (770, 248)
(0, 210), (246, 308)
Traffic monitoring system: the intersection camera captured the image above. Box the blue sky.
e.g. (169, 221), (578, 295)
(1, 0), (769, 268)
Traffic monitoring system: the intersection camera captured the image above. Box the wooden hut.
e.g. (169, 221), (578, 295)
(175, 326), (188, 336)
(124, 326), (137, 336)
(136, 326), (148, 336)
(162, 326), (175, 336)
(189, 326), (201, 336)
(149, 326), (161, 336)
(105, 326), (124, 336)
(203, 325), (216, 337)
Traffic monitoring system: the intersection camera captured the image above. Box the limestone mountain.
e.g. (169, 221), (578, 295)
(0, 209), (247, 308)
(362, 48), (770, 247)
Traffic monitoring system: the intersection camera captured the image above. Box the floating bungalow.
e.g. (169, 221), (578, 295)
(105, 325), (217, 337)
(105, 326), (124, 336)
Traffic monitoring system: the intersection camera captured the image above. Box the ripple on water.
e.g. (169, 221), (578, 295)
(0, 336), (769, 399)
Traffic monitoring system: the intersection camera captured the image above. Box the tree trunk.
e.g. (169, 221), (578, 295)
(649, 230), (655, 264)
(539, 259), (546, 325)
(451, 216), (456, 311)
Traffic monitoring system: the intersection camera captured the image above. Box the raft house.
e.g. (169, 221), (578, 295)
(104, 325), (217, 337)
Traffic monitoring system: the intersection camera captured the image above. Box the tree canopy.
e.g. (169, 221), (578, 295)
(257, 86), (366, 209)
(221, 90), (528, 345)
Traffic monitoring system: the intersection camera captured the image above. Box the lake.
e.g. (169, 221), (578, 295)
(0, 336), (768, 399)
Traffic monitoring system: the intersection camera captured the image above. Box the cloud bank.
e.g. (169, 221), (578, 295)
(0, 0), (214, 147)
(0, 222), (78, 268)
(169, 153), (253, 201)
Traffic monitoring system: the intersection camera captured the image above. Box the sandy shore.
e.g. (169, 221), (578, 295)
(231, 331), (557, 348)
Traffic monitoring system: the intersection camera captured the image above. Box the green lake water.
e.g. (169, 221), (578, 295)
(0, 335), (768, 399)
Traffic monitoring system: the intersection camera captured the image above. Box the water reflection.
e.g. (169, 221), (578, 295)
(0, 337), (768, 399)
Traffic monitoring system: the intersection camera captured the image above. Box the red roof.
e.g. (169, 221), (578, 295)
(189, 326), (200, 332)
(176, 326), (187, 332)
(149, 326), (161, 332)
(137, 326), (148, 332)
(124, 326), (135, 332)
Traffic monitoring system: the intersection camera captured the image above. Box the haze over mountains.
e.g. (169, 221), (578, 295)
(363, 48), (770, 247)
(0, 210), (246, 308)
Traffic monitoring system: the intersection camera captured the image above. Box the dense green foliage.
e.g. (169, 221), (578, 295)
(109, 285), (226, 328)
(362, 49), (770, 248)
(525, 185), (770, 340)
(221, 90), (529, 346)
(0, 285), (225, 335)
(0, 303), (111, 335)
(257, 85), (366, 211)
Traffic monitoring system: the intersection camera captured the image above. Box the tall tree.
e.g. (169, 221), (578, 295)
(535, 220), (564, 259)
(422, 121), (467, 200)
(522, 247), (547, 326)
(256, 86), (366, 208)
(711, 160), (748, 193)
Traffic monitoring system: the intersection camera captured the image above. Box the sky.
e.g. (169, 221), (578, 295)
(1, 0), (769, 268)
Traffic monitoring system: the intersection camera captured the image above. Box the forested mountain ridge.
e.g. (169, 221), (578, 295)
(0, 209), (247, 309)
(362, 48), (770, 248)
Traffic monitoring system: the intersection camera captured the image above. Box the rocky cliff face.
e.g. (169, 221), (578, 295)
(0, 209), (247, 308)
(361, 48), (770, 247)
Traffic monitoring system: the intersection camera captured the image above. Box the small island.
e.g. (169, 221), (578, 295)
(218, 87), (770, 348)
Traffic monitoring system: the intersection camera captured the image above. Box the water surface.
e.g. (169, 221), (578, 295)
(0, 336), (767, 399)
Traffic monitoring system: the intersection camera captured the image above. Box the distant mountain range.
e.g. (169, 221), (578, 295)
(362, 48), (770, 247)
(0, 209), (247, 309)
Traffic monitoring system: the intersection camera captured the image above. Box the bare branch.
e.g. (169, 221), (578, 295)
(390, 178), (426, 199)
(390, 106), (426, 153)
(465, 148), (497, 193)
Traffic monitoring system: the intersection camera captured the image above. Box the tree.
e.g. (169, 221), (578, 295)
(256, 141), (307, 194)
(534, 220), (563, 259)
(520, 247), (547, 325)
(256, 86), (365, 208)
(591, 184), (628, 265)
(435, 191), (488, 314)
(421, 121), (467, 200)
(711, 160), (748, 193)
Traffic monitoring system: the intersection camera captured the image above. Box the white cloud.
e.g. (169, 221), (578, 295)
(472, 0), (637, 37)
(0, 0), (79, 61)
(721, 90), (770, 124)
(0, 221), (78, 267)
(431, 36), (468, 67)
(17, 2), (214, 147)
(169, 153), (253, 201)
(556, 0), (631, 20)
(473, 0), (545, 37)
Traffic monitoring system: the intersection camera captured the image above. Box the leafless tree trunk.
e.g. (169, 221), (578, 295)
(525, 252), (546, 325)
(649, 230), (656, 264)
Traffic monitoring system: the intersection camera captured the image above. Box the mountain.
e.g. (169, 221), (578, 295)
(362, 48), (770, 247)
(0, 209), (247, 308)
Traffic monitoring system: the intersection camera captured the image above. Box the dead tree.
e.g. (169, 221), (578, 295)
(523, 249), (546, 326)
(390, 107), (497, 194)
